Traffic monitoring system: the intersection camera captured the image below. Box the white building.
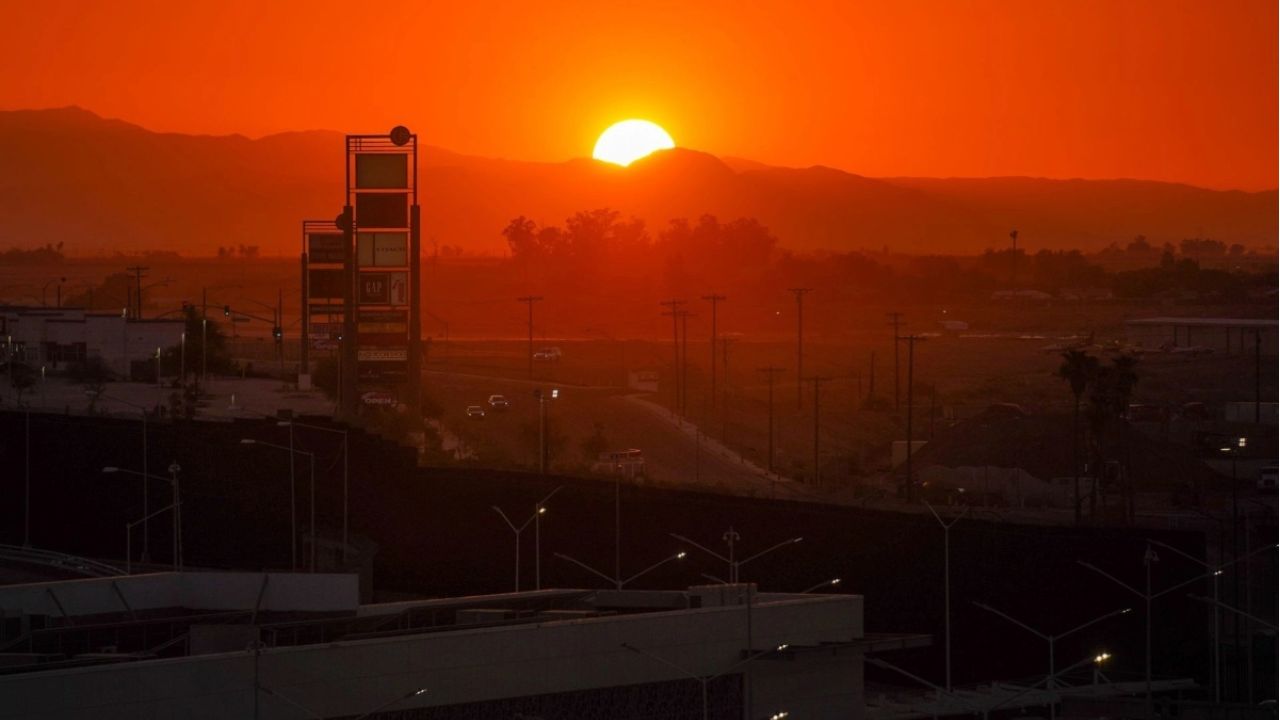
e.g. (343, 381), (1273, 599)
(1124, 317), (1277, 357)
(0, 306), (183, 378)
(0, 572), (926, 719)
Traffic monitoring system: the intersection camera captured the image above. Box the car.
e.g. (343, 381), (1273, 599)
(465, 405), (486, 419)
(533, 347), (563, 361)
(487, 394), (510, 410)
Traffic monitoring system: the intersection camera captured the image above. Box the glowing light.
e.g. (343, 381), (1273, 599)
(593, 120), (675, 166)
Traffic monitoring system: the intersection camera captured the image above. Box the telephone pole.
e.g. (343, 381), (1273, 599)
(701, 294), (726, 408)
(887, 312), (904, 409)
(678, 309), (695, 414)
(720, 336), (736, 439)
(757, 366), (785, 473)
(1009, 229), (1019, 287)
(867, 350), (877, 404)
(660, 299), (685, 413)
(788, 288), (812, 410)
(517, 296), (542, 379)
(808, 376), (831, 486)
(903, 335), (922, 502)
(127, 265), (149, 319)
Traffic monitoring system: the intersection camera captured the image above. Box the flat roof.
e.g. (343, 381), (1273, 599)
(1126, 317), (1276, 328)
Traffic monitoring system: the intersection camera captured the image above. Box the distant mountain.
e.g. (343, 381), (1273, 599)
(0, 107), (1274, 256)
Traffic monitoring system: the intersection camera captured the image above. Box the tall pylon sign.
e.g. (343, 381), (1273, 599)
(339, 126), (422, 417)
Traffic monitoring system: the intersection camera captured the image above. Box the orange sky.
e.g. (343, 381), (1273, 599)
(3, 0), (1276, 190)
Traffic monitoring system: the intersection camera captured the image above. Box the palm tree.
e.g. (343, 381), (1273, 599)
(1058, 349), (1098, 524)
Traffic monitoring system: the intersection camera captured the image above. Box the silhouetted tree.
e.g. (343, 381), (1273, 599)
(1058, 349), (1099, 524)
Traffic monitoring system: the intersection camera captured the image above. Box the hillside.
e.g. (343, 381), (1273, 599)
(0, 107), (1274, 256)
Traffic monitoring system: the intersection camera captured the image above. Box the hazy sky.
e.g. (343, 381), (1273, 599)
(3, 0), (1276, 190)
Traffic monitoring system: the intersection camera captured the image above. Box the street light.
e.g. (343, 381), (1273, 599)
(533, 485), (563, 590)
(802, 577), (841, 594)
(621, 641), (790, 720)
(555, 550), (687, 590)
(277, 419), (351, 565)
(670, 528), (803, 584)
(533, 388), (560, 474)
(493, 486), (561, 592)
(973, 601), (1131, 719)
(241, 438), (314, 572)
(104, 464), (182, 572)
(925, 501), (969, 691)
(89, 390), (151, 561)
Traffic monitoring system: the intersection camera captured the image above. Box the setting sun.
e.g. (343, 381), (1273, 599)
(592, 119), (675, 166)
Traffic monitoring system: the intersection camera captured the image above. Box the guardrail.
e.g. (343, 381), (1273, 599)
(0, 544), (126, 578)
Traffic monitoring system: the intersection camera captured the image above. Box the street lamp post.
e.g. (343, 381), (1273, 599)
(621, 641), (790, 720)
(1149, 538), (1277, 704)
(973, 601), (1132, 719)
(925, 501), (970, 692)
(1077, 543), (1233, 720)
(533, 485), (563, 590)
(670, 529), (803, 584)
(104, 464), (182, 571)
(533, 388), (559, 474)
(555, 550), (687, 590)
(90, 391), (151, 561)
(802, 577), (841, 594)
(241, 439), (314, 571)
(278, 419), (351, 564)
(493, 486), (561, 593)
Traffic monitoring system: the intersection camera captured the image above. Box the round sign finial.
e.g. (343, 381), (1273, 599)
(389, 125), (412, 146)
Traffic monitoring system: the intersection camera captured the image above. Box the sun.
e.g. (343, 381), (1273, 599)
(592, 119), (675, 166)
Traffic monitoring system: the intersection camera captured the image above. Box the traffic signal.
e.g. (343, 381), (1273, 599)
(272, 326), (283, 342)
(223, 305), (231, 317)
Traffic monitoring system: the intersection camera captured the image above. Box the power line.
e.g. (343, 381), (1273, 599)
(757, 366), (785, 474)
(126, 265), (149, 320)
(887, 311), (905, 410)
(807, 376), (832, 486)
(701, 293), (727, 410)
(677, 309), (696, 414)
(788, 288), (813, 410)
(902, 334), (924, 502)
(659, 299), (685, 414)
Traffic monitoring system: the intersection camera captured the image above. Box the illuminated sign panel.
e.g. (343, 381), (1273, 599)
(308, 269), (347, 299)
(355, 153), (408, 189)
(355, 193), (407, 228)
(356, 233), (408, 267)
(307, 234), (346, 263)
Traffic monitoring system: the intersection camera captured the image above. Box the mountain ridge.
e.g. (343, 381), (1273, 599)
(0, 106), (1274, 256)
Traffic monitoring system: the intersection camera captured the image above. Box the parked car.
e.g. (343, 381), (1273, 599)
(488, 394), (510, 410)
(465, 405), (486, 419)
(533, 347), (563, 361)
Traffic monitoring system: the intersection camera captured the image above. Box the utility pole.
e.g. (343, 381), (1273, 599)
(788, 288), (812, 410)
(701, 294), (726, 409)
(808, 376), (831, 486)
(678, 310), (695, 414)
(720, 336), (735, 439)
(127, 265), (149, 319)
(887, 312), (904, 409)
(903, 335), (921, 502)
(757, 366), (785, 473)
(517, 296), (542, 380)
(660, 300), (684, 414)
(1255, 329), (1262, 424)
(1009, 229), (1019, 287)
(867, 350), (877, 404)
